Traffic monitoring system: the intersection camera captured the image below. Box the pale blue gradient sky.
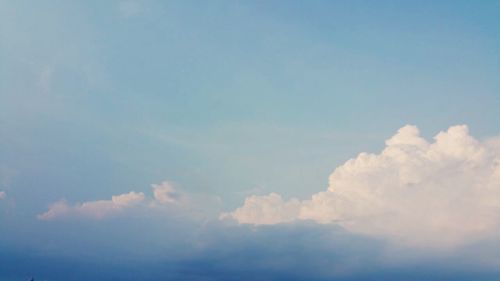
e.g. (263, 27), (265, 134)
(2, 0), (499, 210)
(1, 1), (500, 280)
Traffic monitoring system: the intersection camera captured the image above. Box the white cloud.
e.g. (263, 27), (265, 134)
(0, 191), (6, 199)
(222, 125), (500, 248)
(38, 182), (198, 220)
(38, 191), (145, 220)
(220, 193), (300, 225)
(150, 182), (222, 219)
(152, 181), (180, 204)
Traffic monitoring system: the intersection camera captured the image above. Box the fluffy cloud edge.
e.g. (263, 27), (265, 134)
(219, 193), (300, 225)
(37, 191), (146, 220)
(38, 181), (183, 220)
(221, 125), (500, 248)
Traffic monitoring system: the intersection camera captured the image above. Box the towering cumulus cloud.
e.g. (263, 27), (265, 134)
(222, 125), (500, 247)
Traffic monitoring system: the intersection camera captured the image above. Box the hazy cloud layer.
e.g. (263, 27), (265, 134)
(223, 125), (500, 247)
(3, 221), (500, 281)
(0, 191), (5, 199)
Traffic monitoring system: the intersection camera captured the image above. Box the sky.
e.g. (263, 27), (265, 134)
(1, 0), (500, 280)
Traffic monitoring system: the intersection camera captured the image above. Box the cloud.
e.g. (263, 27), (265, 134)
(0, 191), (5, 199)
(38, 191), (145, 220)
(223, 125), (500, 248)
(38, 181), (193, 220)
(219, 193), (300, 225)
(152, 181), (181, 204)
(0, 223), (397, 281)
(5, 220), (500, 281)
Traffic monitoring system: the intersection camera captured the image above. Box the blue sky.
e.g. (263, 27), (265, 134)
(1, 1), (500, 280)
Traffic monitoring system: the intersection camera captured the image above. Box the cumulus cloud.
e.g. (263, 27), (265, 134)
(0, 191), (5, 199)
(220, 193), (300, 225)
(222, 125), (500, 248)
(152, 181), (181, 204)
(38, 182), (189, 220)
(38, 192), (145, 220)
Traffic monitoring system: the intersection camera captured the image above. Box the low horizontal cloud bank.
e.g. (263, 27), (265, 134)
(38, 192), (145, 220)
(3, 221), (500, 281)
(223, 125), (500, 248)
(0, 224), (392, 281)
(38, 181), (186, 220)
